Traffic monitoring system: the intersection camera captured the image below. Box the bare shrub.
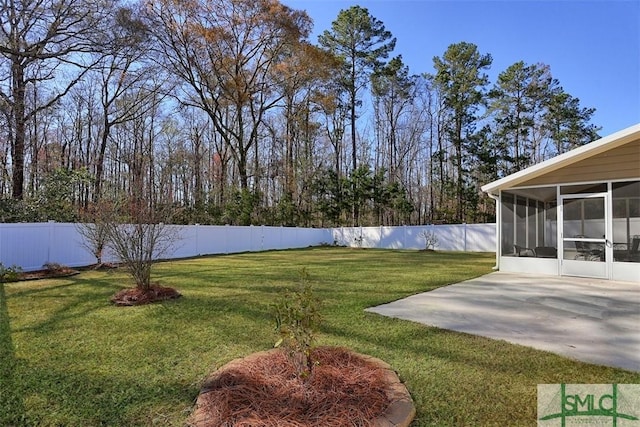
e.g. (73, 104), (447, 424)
(42, 262), (66, 273)
(103, 201), (181, 291)
(420, 229), (439, 251)
(76, 202), (114, 267)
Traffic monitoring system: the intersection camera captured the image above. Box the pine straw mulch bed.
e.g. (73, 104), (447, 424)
(190, 346), (415, 427)
(110, 284), (182, 306)
(17, 266), (80, 281)
(15, 262), (118, 282)
(10, 265), (181, 306)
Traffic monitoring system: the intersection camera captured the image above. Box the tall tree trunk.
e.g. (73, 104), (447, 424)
(193, 134), (203, 210)
(350, 84), (358, 225)
(454, 116), (463, 223)
(94, 120), (111, 202)
(11, 63), (26, 200)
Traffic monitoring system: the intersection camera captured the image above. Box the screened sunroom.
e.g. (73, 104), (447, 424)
(483, 124), (640, 283)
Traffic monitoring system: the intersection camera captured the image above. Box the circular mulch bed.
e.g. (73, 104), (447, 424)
(111, 284), (181, 306)
(189, 346), (415, 427)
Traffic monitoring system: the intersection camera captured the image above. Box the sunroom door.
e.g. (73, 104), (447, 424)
(560, 193), (609, 279)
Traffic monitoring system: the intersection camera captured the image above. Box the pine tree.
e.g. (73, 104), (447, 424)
(319, 6), (395, 225)
(432, 42), (492, 222)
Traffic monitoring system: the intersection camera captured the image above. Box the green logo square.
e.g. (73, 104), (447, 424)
(538, 384), (640, 426)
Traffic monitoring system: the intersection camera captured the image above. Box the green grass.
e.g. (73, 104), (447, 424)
(1, 247), (638, 426)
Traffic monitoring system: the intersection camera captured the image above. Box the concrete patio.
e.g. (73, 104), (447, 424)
(367, 272), (640, 372)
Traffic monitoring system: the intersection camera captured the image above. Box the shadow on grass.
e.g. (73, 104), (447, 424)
(167, 291), (270, 331)
(0, 282), (27, 426)
(11, 278), (119, 334)
(319, 315), (640, 425)
(14, 362), (198, 426)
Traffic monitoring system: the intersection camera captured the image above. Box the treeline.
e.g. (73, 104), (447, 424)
(0, 0), (599, 226)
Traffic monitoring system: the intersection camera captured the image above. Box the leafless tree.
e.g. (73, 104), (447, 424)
(145, 0), (312, 191)
(93, 6), (167, 202)
(0, 0), (116, 199)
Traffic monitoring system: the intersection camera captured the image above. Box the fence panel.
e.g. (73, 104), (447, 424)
(464, 223), (497, 252)
(50, 223), (97, 267)
(166, 225), (195, 259)
(1, 223), (49, 271)
(0, 223), (95, 271)
(192, 225), (226, 255)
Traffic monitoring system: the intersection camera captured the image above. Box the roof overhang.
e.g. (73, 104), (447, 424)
(481, 123), (640, 195)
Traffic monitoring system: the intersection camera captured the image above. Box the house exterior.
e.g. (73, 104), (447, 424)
(481, 123), (640, 283)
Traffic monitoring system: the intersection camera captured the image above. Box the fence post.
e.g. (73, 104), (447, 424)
(194, 224), (199, 256)
(250, 224), (255, 252)
(224, 224), (229, 254)
(463, 223), (467, 252)
(47, 220), (55, 264)
(403, 225), (407, 249)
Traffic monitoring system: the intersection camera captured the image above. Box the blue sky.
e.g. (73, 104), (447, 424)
(282, 0), (640, 137)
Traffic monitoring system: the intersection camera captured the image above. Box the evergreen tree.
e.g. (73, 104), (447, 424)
(544, 90), (600, 154)
(431, 42), (492, 222)
(319, 6), (395, 225)
(489, 61), (599, 175)
(489, 62), (552, 175)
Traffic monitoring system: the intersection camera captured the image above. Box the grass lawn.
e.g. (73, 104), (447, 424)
(1, 247), (638, 426)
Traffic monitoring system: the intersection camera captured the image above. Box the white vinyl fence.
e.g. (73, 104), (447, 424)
(0, 222), (496, 272)
(333, 224), (496, 251)
(0, 222), (333, 272)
